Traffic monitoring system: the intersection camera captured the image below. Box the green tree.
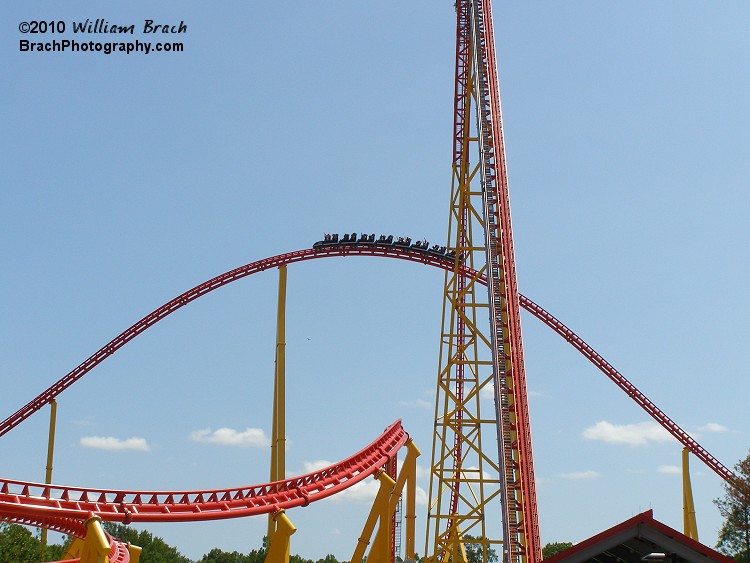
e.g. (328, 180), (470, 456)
(197, 536), (267, 563)
(199, 547), (254, 563)
(38, 529), (69, 562)
(0, 522), (38, 563)
(462, 535), (498, 563)
(198, 547), (273, 563)
(102, 522), (191, 563)
(0, 522), (69, 563)
(715, 450), (750, 562)
(542, 542), (573, 558)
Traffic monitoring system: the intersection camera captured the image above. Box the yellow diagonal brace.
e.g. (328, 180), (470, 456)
(351, 470), (395, 563)
(682, 448), (699, 541)
(63, 515), (111, 563)
(128, 543), (143, 563)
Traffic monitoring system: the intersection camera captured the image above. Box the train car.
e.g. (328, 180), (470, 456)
(312, 233), (340, 249)
(313, 235), (455, 264)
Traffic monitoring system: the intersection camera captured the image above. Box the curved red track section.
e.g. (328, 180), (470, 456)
(0, 420), (408, 535)
(0, 246), (450, 438)
(0, 242), (736, 521)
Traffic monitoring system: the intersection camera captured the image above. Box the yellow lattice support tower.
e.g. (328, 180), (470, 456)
(426, 10), (503, 562)
(427, 1), (540, 562)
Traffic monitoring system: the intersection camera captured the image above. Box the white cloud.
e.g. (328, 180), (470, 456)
(480, 385), (495, 401)
(323, 471), (429, 506)
(658, 465), (681, 475)
(415, 463), (430, 479)
(303, 460), (333, 473)
(80, 436), (150, 452)
(415, 485), (428, 506)
(330, 528), (342, 536)
(698, 422), (728, 433)
(73, 417), (95, 427)
(535, 476), (553, 487)
(395, 458), (426, 476)
(559, 470), (600, 480)
(189, 427), (270, 448)
(463, 466), (493, 481)
(301, 457), (428, 506)
(333, 478), (381, 503)
(583, 421), (674, 446)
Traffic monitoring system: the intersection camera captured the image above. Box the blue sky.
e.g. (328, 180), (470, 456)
(2, 1), (749, 560)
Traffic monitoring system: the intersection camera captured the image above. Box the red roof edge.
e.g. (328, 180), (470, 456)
(542, 509), (733, 563)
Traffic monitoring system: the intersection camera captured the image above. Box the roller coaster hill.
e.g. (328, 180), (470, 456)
(0, 231), (741, 563)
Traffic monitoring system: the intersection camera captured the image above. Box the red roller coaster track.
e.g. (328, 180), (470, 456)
(0, 241), (736, 542)
(0, 420), (408, 536)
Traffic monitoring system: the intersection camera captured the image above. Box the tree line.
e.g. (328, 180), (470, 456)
(0, 525), (566, 563)
(0, 522), (341, 563)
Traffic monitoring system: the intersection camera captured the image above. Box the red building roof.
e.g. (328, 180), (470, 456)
(543, 510), (733, 562)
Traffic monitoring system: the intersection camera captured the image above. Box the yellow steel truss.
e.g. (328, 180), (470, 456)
(426, 15), (506, 563)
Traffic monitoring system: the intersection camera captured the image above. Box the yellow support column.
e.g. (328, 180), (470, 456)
(353, 443), (421, 563)
(269, 265), (288, 541)
(448, 526), (469, 563)
(265, 510), (296, 563)
(682, 448), (699, 541)
(62, 515), (111, 563)
(378, 440), (420, 562)
(62, 537), (85, 560)
(40, 399), (57, 560)
(403, 441), (420, 562)
(351, 470), (396, 563)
